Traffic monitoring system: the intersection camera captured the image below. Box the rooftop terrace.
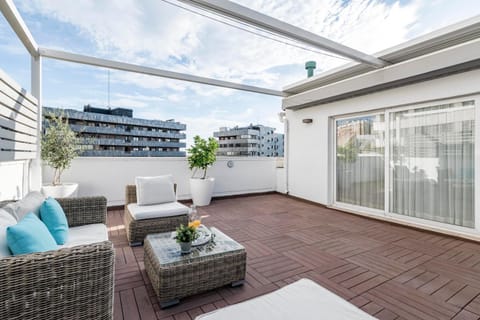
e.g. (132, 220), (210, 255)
(1, 2), (480, 319)
(109, 194), (480, 320)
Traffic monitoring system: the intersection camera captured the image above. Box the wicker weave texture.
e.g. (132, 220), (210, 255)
(56, 196), (107, 227)
(0, 241), (115, 320)
(144, 238), (246, 302)
(124, 185), (187, 244)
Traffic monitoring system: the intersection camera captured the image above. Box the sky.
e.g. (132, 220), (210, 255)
(1, 0), (479, 147)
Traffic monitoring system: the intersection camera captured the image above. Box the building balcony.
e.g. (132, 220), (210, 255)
(218, 138), (259, 144)
(214, 129), (259, 138)
(69, 124), (187, 140)
(45, 107), (186, 130)
(218, 147), (260, 152)
(79, 138), (186, 148)
(79, 150), (186, 157)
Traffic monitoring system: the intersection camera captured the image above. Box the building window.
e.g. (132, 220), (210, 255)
(336, 114), (385, 210)
(389, 101), (474, 227)
(334, 99), (475, 228)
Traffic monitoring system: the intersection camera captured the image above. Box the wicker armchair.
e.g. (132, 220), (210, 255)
(125, 185), (189, 246)
(0, 196), (115, 320)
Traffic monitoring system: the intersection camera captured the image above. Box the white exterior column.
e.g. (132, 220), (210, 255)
(29, 54), (42, 192)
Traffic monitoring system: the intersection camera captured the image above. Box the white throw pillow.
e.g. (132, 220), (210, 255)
(4, 191), (45, 221)
(0, 208), (17, 225)
(0, 208), (17, 258)
(135, 175), (176, 206)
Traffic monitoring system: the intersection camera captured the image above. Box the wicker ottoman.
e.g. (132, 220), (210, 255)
(144, 227), (246, 308)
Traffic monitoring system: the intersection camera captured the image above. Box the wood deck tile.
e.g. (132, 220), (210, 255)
(120, 289), (141, 320)
(448, 286), (480, 308)
(108, 194), (480, 320)
(375, 308), (399, 320)
(452, 310), (480, 320)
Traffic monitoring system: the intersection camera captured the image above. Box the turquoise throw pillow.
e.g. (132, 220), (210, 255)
(40, 197), (69, 245)
(7, 213), (57, 255)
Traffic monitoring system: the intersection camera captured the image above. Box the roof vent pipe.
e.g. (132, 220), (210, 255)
(305, 61), (316, 78)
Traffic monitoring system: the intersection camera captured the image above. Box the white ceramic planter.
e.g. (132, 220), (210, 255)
(190, 177), (215, 206)
(41, 183), (79, 198)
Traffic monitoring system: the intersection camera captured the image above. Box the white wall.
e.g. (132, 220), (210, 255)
(42, 157), (278, 206)
(0, 161), (28, 201)
(276, 167), (287, 194)
(286, 69), (480, 206)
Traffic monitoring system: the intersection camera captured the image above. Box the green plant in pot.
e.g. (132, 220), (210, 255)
(187, 135), (219, 206)
(41, 112), (80, 198)
(174, 224), (200, 254)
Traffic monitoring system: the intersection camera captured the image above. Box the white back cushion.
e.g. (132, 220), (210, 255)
(4, 191), (45, 221)
(136, 175), (175, 206)
(0, 208), (16, 225)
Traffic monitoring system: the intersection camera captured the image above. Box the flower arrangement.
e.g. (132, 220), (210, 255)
(174, 223), (200, 244)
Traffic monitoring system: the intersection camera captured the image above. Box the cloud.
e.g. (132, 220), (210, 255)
(13, 0), (479, 149)
(19, 0), (421, 90)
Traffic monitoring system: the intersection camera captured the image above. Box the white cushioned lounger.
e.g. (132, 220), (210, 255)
(196, 278), (377, 320)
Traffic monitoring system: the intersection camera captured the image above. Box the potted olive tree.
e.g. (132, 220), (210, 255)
(187, 135), (219, 206)
(41, 112), (80, 198)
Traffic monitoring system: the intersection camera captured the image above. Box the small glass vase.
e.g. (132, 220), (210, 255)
(179, 241), (192, 254)
(189, 204), (202, 227)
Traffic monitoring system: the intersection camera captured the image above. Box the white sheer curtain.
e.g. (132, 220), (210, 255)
(389, 101), (475, 228)
(336, 114), (385, 210)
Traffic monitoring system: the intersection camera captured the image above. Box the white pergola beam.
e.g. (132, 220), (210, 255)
(0, 0), (38, 57)
(178, 0), (389, 68)
(39, 48), (285, 97)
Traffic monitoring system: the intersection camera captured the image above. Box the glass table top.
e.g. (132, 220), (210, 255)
(145, 227), (245, 267)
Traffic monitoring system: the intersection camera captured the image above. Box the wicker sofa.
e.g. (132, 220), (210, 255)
(0, 196), (115, 320)
(124, 184), (189, 246)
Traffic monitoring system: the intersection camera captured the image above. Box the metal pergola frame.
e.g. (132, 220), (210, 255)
(0, 0), (388, 100)
(0, 0), (389, 190)
(177, 0), (389, 68)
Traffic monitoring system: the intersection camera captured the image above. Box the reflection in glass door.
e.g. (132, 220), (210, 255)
(389, 101), (475, 228)
(336, 114), (385, 210)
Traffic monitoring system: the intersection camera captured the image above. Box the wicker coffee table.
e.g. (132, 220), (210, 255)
(144, 227), (247, 308)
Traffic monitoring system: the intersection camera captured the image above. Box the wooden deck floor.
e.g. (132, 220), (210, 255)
(108, 194), (480, 320)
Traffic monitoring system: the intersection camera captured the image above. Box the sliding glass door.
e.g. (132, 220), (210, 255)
(389, 101), (475, 227)
(336, 114), (385, 210)
(334, 99), (476, 229)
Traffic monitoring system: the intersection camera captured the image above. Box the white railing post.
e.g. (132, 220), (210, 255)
(29, 55), (42, 192)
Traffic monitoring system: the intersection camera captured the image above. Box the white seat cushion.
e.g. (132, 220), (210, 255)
(1, 210), (108, 256)
(127, 202), (189, 220)
(0, 226), (12, 258)
(0, 208), (17, 226)
(59, 223), (108, 249)
(196, 278), (377, 320)
(136, 175), (176, 206)
(0, 208), (18, 258)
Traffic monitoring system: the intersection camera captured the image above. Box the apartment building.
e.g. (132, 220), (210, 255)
(214, 124), (284, 157)
(43, 105), (186, 157)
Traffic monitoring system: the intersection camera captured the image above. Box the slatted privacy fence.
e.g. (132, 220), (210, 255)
(0, 68), (38, 161)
